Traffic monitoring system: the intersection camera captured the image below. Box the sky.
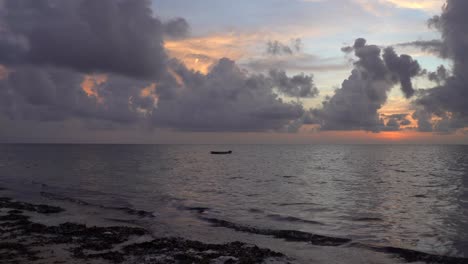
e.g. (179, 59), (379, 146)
(0, 0), (467, 144)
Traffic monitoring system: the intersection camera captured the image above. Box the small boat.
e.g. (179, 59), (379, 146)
(210, 150), (232, 155)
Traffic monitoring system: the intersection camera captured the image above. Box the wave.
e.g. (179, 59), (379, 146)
(179, 206), (211, 214)
(357, 243), (468, 264)
(351, 217), (383, 222)
(202, 217), (350, 246)
(202, 217), (468, 264)
(40, 192), (154, 218)
(267, 213), (324, 225)
(274, 202), (318, 207)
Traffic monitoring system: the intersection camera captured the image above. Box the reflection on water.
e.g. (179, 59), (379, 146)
(0, 144), (467, 257)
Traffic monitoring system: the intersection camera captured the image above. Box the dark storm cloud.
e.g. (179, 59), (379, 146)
(0, 0), (313, 133)
(0, 65), (153, 124)
(163, 18), (190, 39)
(383, 47), (422, 98)
(2, 0), (444, 136)
(310, 38), (421, 132)
(150, 58), (305, 132)
(412, 0), (468, 133)
(383, 113), (411, 128)
(0, 60), (310, 133)
(0, 0), (168, 79)
(0, 66), (84, 122)
(384, 118), (401, 131)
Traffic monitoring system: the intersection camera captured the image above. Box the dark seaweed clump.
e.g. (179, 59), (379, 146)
(0, 197), (63, 214)
(0, 196), (287, 264)
(202, 217), (468, 264)
(203, 217), (350, 246)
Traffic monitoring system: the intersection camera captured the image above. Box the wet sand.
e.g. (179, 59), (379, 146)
(2, 185), (468, 264)
(0, 195), (287, 264)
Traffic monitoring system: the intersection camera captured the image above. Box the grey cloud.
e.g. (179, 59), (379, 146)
(384, 118), (400, 131)
(395, 40), (446, 57)
(267, 41), (293, 55)
(163, 18), (190, 39)
(427, 65), (449, 84)
(353, 39), (387, 79)
(243, 55), (349, 73)
(383, 47), (422, 98)
(314, 70), (389, 132)
(266, 39), (302, 56)
(150, 58), (305, 132)
(0, 0), (168, 79)
(310, 38), (420, 132)
(0, 66), (84, 122)
(268, 69), (318, 98)
(354, 38), (367, 49)
(339, 38), (368, 54)
(1, 0), (435, 136)
(0, 57), (309, 133)
(0, 65), (154, 124)
(383, 113), (411, 129)
(400, 119), (411, 126)
(341, 46), (354, 54)
(246, 39), (348, 75)
(0, 0), (311, 133)
(385, 113), (408, 121)
(412, 0), (468, 133)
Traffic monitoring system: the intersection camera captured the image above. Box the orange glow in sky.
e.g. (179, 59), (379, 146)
(81, 74), (107, 103)
(0, 65), (10, 80)
(164, 32), (261, 73)
(167, 68), (185, 87)
(140, 83), (157, 98)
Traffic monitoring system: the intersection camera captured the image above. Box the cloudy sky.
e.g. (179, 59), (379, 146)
(0, 0), (467, 144)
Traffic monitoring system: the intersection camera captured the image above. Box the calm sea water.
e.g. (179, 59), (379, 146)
(0, 144), (467, 262)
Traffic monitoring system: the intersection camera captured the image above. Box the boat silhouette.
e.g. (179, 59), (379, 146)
(210, 150), (232, 155)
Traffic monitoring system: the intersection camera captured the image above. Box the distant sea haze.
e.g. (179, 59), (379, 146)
(0, 144), (467, 263)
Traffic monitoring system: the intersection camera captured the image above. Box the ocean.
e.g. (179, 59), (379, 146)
(0, 144), (467, 263)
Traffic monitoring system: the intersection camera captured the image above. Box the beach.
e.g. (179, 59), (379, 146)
(1, 185), (467, 264)
(0, 190), (287, 264)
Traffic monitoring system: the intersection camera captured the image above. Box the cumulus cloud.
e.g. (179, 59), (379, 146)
(0, 0), (168, 79)
(268, 69), (319, 98)
(0, 65), (155, 124)
(1, 0), (452, 138)
(0, 0), (315, 134)
(382, 47), (422, 98)
(0, 60), (309, 133)
(163, 18), (190, 40)
(412, 0), (468, 133)
(427, 65), (449, 84)
(310, 38), (421, 132)
(150, 58), (306, 132)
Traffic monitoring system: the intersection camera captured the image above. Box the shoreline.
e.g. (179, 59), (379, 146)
(1, 185), (468, 264)
(0, 194), (288, 264)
